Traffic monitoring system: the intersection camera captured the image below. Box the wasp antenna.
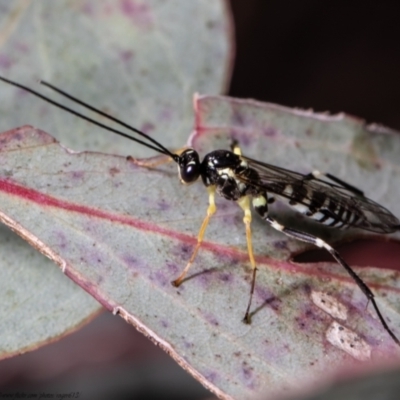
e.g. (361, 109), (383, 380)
(39, 80), (175, 158)
(0, 75), (175, 158)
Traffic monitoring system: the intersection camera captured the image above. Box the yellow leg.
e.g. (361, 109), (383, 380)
(237, 195), (257, 323)
(237, 196), (256, 270)
(172, 186), (217, 286)
(231, 141), (242, 155)
(127, 147), (188, 167)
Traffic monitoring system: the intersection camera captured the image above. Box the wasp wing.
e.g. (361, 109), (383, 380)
(239, 155), (400, 234)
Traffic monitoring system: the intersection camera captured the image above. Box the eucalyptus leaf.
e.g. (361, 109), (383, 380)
(0, 92), (399, 399)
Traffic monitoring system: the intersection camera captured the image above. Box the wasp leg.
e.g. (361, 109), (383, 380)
(305, 170), (364, 197)
(172, 185), (217, 286)
(257, 212), (400, 346)
(127, 147), (188, 167)
(237, 195), (257, 324)
(230, 140), (242, 155)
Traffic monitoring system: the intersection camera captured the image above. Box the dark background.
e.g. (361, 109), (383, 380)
(230, 0), (400, 130)
(2, 1), (400, 399)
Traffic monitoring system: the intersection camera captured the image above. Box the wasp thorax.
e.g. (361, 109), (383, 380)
(178, 149), (200, 184)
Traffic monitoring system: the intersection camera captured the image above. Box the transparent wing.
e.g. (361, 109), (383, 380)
(240, 155), (400, 234)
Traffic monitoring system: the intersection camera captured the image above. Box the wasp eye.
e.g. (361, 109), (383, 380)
(178, 149), (200, 183)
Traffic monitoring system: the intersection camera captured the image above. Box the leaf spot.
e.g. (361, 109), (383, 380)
(327, 321), (371, 361)
(109, 167), (120, 176)
(311, 290), (348, 320)
(160, 319), (169, 328)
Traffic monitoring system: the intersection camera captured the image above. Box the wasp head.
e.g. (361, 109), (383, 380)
(177, 149), (201, 184)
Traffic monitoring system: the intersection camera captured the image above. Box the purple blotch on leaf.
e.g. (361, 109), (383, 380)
(119, 50), (134, 63)
(119, 0), (153, 28)
(262, 126), (277, 137)
(165, 262), (179, 274)
(152, 270), (169, 287)
(160, 319), (169, 329)
(54, 231), (68, 250)
(71, 170), (85, 179)
(202, 311), (220, 327)
(0, 54), (13, 69)
(241, 360), (256, 388)
(204, 371), (218, 384)
(140, 122), (155, 134)
(157, 199), (170, 211)
(218, 272), (234, 283)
